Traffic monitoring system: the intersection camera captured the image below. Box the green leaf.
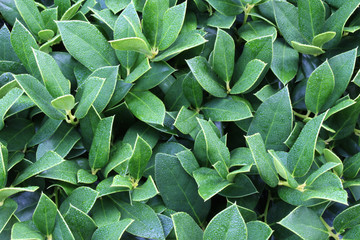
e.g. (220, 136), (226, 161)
(10, 20), (40, 79)
(128, 135), (152, 180)
(0, 198), (17, 233)
(333, 203), (360, 233)
(245, 133), (279, 187)
(110, 37), (152, 57)
(273, 0), (307, 45)
(124, 58), (151, 83)
(205, 0), (244, 16)
(33, 193), (57, 236)
(92, 198), (121, 227)
(158, 2), (187, 51)
(15, 74), (66, 120)
(321, 48), (357, 111)
(203, 204), (247, 240)
(0, 87), (23, 130)
(246, 221), (273, 240)
(105, 0), (130, 13)
(63, 205), (97, 240)
(132, 61), (175, 91)
(77, 169), (97, 184)
(197, 118), (230, 168)
(12, 151), (64, 186)
(287, 112), (327, 177)
(104, 142), (132, 177)
(212, 28), (234, 83)
(11, 221), (44, 240)
(142, 0), (169, 47)
(89, 116), (114, 171)
(132, 175), (159, 201)
(153, 30), (207, 61)
(75, 77), (105, 119)
(176, 149), (200, 177)
(57, 20), (118, 71)
(155, 153), (210, 224)
(53, 210), (75, 240)
(207, 11), (236, 29)
(33, 49), (71, 98)
(110, 199), (165, 240)
(343, 152), (360, 178)
(193, 167), (232, 201)
(304, 172), (348, 204)
(60, 186), (98, 214)
(0, 186), (38, 205)
(233, 59), (268, 94)
(38, 161), (79, 185)
(238, 21), (277, 42)
(125, 90), (166, 125)
(51, 94), (75, 111)
(86, 65), (119, 113)
(173, 107), (200, 135)
(298, 0), (325, 42)
(248, 87), (292, 151)
(323, 149), (343, 176)
(323, 0), (360, 49)
(36, 123), (81, 159)
(232, 36), (272, 87)
(305, 60), (335, 114)
(312, 31), (336, 48)
(186, 56), (227, 98)
(279, 206), (328, 240)
(202, 96), (252, 122)
(14, 0), (45, 35)
(0, 25), (20, 62)
(182, 72), (203, 108)
(91, 219), (134, 240)
(113, 1), (143, 70)
(268, 150), (298, 188)
(271, 39), (299, 85)
(96, 177), (128, 197)
(291, 41), (325, 56)
(171, 212), (203, 240)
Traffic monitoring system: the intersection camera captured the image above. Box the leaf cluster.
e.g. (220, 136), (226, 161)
(1, 0), (360, 239)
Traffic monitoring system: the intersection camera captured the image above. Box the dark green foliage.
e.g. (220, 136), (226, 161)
(1, 0), (360, 239)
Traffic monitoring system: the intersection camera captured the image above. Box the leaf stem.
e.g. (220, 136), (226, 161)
(320, 217), (341, 240)
(264, 191), (271, 223)
(242, 4), (255, 26)
(65, 110), (78, 126)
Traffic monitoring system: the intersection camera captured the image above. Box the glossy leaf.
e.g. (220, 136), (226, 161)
(245, 133), (279, 187)
(10, 20), (40, 79)
(15, 74), (65, 120)
(287, 113), (326, 177)
(89, 116), (114, 172)
(125, 90), (166, 125)
(271, 39), (299, 85)
(32, 193), (57, 236)
(33, 49), (70, 98)
(279, 206), (328, 240)
(128, 135), (152, 180)
(203, 204), (247, 240)
(12, 151), (64, 186)
(171, 212), (203, 240)
(186, 56), (227, 97)
(212, 29), (234, 83)
(248, 87), (292, 151)
(155, 153), (210, 224)
(57, 20), (118, 71)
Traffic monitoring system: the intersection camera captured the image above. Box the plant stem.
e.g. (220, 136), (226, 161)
(320, 217), (341, 240)
(242, 4), (255, 26)
(264, 191), (271, 223)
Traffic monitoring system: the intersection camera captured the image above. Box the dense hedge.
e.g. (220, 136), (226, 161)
(1, 0), (360, 239)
